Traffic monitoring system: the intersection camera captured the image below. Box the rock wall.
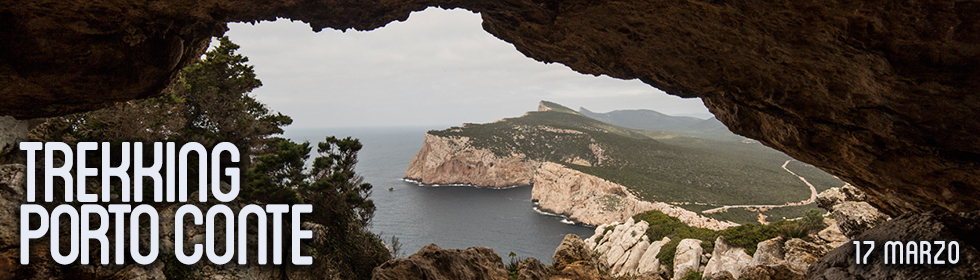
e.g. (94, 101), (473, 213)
(4, 0), (980, 218)
(404, 133), (538, 188)
(703, 236), (752, 279)
(532, 162), (737, 229)
(582, 218), (671, 277)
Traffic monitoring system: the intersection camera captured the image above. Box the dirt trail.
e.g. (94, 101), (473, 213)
(702, 160), (817, 214)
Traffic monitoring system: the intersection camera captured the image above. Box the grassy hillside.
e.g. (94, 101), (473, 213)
(580, 107), (747, 142)
(429, 101), (845, 223)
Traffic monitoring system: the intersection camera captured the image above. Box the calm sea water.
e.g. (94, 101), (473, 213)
(283, 127), (594, 263)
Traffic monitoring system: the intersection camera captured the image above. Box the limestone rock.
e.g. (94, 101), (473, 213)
(749, 237), (786, 267)
(636, 237), (670, 275)
(808, 210), (980, 280)
(783, 238), (830, 273)
(817, 220), (847, 246)
(534, 162), (737, 228)
(703, 236), (752, 279)
(553, 234), (594, 271)
(0, 164), (26, 248)
(617, 239), (649, 276)
(831, 201), (889, 238)
(550, 260), (609, 280)
(815, 188), (846, 211)
(705, 271), (736, 280)
(672, 239), (702, 280)
(404, 133), (537, 188)
(372, 244), (509, 280)
(0, 116), (27, 158)
(7, 0), (980, 218)
(515, 258), (548, 280)
(738, 263), (805, 280)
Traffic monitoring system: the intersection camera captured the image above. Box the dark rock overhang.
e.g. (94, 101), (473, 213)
(1, 0), (978, 216)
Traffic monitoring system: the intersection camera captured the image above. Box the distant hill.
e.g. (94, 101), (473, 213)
(420, 101), (844, 223)
(579, 107), (747, 142)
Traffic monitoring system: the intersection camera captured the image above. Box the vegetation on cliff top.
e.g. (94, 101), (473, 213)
(635, 209), (827, 274)
(428, 101), (843, 223)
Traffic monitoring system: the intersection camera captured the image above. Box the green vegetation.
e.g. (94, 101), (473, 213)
(431, 101), (845, 220)
(634, 209), (825, 273)
(35, 37), (390, 280)
(680, 270), (703, 280)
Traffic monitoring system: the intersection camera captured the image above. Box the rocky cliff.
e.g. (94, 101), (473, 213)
(4, 0), (979, 219)
(532, 162), (737, 229)
(404, 133), (539, 188)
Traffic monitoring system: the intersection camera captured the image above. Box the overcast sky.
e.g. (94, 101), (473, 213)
(224, 8), (711, 129)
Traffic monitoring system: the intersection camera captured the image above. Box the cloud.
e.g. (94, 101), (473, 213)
(225, 8), (710, 128)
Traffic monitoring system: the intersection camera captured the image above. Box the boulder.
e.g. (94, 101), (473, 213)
(637, 237), (670, 275)
(783, 238), (829, 273)
(808, 210), (980, 280)
(815, 188), (846, 211)
(0, 116), (27, 158)
(839, 184), (866, 202)
(372, 244), (509, 280)
(550, 260), (609, 280)
(672, 239), (702, 280)
(702, 236), (752, 279)
(831, 201), (889, 238)
(705, 271), (736, 280)
(617, 238), (650, 276)
(738, 263), (805, 280)
(553, 234), (594, 271)
(749, 237), (786, 267)
(515, 258), (548, 280)
(817, 220), (847, 245)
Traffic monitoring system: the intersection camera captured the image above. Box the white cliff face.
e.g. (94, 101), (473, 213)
(404, 133), (539, 188)
(703, 236), (752, 279)
(584, 218), (671, 277)
(532, 162), (738, 229)
(672, 239), (703, 280)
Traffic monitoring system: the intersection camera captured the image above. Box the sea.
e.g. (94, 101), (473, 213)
(282, 126), (595, 263)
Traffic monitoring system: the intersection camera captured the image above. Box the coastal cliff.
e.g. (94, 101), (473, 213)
(532, 162), (737, 230)
(404, 133), (539, 188)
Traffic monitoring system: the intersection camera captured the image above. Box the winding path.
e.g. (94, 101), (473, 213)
(701, 160), (818, 214)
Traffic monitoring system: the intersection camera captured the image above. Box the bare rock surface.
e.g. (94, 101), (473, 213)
(0, 116), (27, 158)
(4, 0), (980, 219)
(533, 162), (737, 228)
(703, 236), (752, 279)
(808, 210), (980, 280)
(372, 244), (509, 280)
(404, 133), (538, 188)
(831, 201), (889, 238)
(552, 234), (594, 271)
(672, 239), (702, 280)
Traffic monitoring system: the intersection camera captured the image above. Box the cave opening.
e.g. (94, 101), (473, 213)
(222, 7), (710, 130)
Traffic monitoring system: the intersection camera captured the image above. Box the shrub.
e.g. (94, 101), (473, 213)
(680, 270), (703, 280)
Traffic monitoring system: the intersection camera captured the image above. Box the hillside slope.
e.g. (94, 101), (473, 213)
(406, 101), (845, 224)
(579, 107), (746, 142)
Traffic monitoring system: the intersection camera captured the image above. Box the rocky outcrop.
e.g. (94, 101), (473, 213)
(703, 236), (752, 279)
(583, 218), (673, 277)
(6, 0), (980, 219)
(533, 162), (737, 229)
(672, 239), (702, 280)
(514, 258), (548, 280)
(553, 234), (595, 271)
(830, 201), (889, 238)
(404, 133), (538, 188)
(817, 186), (890, 239)
(808, 210), (980, 280)
(0, 117), (27, 159)
(371, 244), (509, 280)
